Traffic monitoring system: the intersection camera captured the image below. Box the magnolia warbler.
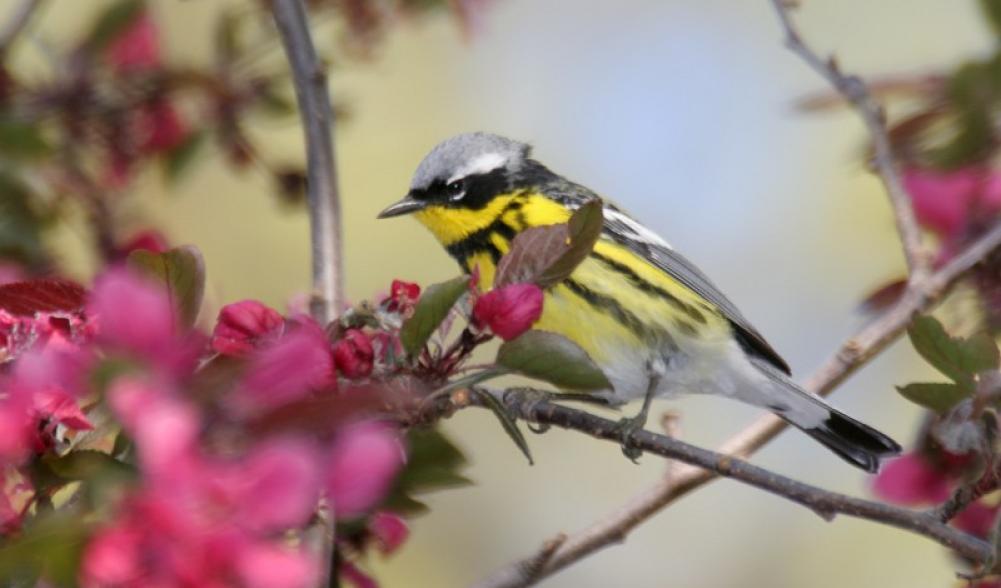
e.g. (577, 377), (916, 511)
(378, 132), (901, 471)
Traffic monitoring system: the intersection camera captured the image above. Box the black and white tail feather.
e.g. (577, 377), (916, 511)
(750, 357), (901, 473)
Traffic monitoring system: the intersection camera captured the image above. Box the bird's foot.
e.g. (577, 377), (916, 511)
(614, 411), (648, 463)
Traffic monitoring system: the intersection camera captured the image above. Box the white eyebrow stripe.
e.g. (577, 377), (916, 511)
(447, 152), (507, 184)
(604, 207), (673, 250)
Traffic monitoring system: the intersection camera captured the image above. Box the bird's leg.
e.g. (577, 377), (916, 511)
(615, 359), (664, 462)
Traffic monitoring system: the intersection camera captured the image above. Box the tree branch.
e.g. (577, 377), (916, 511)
(461, 388), (992, 588)
(271, 2), (344, 586)
(272, 0), (344, 325)
(770, 0), (928, 278)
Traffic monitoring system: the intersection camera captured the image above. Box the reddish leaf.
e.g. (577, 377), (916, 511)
(0, 280), (86, 316)
(859, 278), (907, 315)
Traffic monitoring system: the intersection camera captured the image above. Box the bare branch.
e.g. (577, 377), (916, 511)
(0, 0), (42, 55)
(271, 1), (344, 586)
(272, 0), (344, 325)
(462, 389), (991, 588)
(770, 0), (927, 277)
(473, 218), (1001, 588)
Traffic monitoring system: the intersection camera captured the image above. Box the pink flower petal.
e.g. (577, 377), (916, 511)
(237, 320), (334, 414)
(80, 522), (144, 586)
(89, 268), (177, 358)
(872, 452), (952, 505)
(106, 11), (161, 72)
(472, 283), (543, 341)
(902, 167), (979, 239)
(954, 500), (1001, 539)
(333, 329), (374, 379)
(326, 422), (404, 518)
(236, 543), (318, 588)
(211, 300), (284, 357)
(369, 512), (409, 555)
(109, 378), (199, 478)
(232, 438), (321, 532)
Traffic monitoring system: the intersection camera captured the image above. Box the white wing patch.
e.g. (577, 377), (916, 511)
(447, 151), (507, 184)
(603, 207), (673, 250)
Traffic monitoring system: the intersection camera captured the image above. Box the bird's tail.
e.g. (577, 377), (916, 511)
(748, 358), (901, 473)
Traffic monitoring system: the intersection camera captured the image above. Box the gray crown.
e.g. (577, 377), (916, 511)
(410, 132), (531, 190)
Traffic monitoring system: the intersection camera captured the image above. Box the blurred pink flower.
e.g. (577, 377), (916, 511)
(119, 229), (169, 256)
(369, 512), (409, 555)
(80, 521), (143, 586)
(871, 452), (952, 505)
(954, 500), (1001, 539)
(211, 300), (284, 357)
(334, 329), (374, 379)
(137, 100), (188, 154)
(235, 543), (319, 588)
(472, 283), (543, 341)
(88, 268), (177, 359)
(341, 562), (378, 588)
(106, 11), (161, 72)
(223, 437), (321, 532)
(902, 167), (1001, 241)
(109, 378), (199, 480)
(236, 319), (334, 414)
(326, 422), (404, 518)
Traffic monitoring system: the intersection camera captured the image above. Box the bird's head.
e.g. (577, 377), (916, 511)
(378, 132), (533, 244)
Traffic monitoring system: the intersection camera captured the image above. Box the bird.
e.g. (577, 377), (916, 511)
(378, 132), (901, 472)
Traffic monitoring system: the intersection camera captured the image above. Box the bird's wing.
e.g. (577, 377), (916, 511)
(600, 203), (792, 375)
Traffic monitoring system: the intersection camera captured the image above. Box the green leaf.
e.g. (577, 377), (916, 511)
(399, 275), (469, 356)
(163, 131), (206, 182)
(0, 119), (50, 159)
(381, 428), (471, 516)
(476, 389), (533, 464)
(907, 315), (1000, 385)
(0, 512), (89, 587)
(127, 245), (206, 327)
(83, 0), (145, 53)
(497, 330), (611, 390)
(494, 200), (604, 289)
(42, 450), (134, 483)
(896, 382), (972, 413)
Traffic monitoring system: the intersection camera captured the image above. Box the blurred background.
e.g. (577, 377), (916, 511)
(11, 0), (994, 586)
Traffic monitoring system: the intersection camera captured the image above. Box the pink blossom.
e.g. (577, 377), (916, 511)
(235, 543), (319, 588)
(88, 268), (177, 359)
(902, 167), (1001, 241)
(369, 512), (409, 555)
(80, 521), (143, 586)
(871, 452), (952, 505)
(472, 283), (544, 341)
(326, 422), (404, 518)
(119, 230), (169, 256)
(109, 378), (199, 480)
(137, 100), (188, 154)
(386, 280), (420, 314)
(106, 11), (161, 72)
(225, 438), (321, 532)
(211, 300), (284, 357)
(236, 320), (334, 414)
(334, 329), (374, 379)
(954, 500), (1001, 539)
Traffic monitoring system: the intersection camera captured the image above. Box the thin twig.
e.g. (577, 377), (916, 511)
(271, 1), (344, 586)
(473, 225), (1001, 588)
(460, 390), (992, 582)
(771, 0), (927, 278)
(0, 0), (42, 55)
(272, 0), (344, 325)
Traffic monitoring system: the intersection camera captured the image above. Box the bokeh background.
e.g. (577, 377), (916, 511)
(12, 0), (993, 586)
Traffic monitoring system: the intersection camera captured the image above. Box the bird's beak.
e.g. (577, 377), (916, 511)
(377, 195), (425, 219)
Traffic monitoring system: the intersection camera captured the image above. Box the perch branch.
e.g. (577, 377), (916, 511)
(461, 388), (991, 588)
(272, 0), (344, 325)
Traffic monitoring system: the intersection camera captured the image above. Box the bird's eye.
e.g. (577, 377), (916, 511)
(445, 180), (465, 200)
